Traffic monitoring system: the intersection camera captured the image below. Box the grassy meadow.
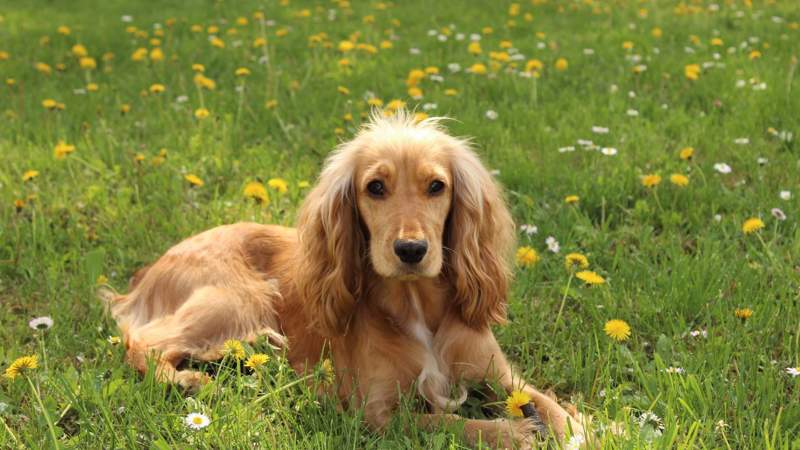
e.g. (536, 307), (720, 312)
(1, 0), (799, 448)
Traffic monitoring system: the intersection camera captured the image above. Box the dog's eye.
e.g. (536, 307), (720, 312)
(367, 180), (385, 197)
(428, 180), (445, 195)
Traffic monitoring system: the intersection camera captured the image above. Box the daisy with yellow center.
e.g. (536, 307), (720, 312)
(564, 253), (589, 271)
(243, 181), (269, 204)
(515, 246), (539, 267)
(185, 412), (211, 430)
(641, 174), (662, 187)
(604, 319), (631, 342)
(505, 390), (531, 417)
(223, 339), (245, 360)
(4, 355), (38, 380)
(741, 218), (764, 234)
(184, 174), (204, 187)
(576, 270), (605, 285)
(244, 353), (269, 369)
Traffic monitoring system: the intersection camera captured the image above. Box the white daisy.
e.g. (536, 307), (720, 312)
(577, 139), (594, 148)
(734, 137), (750, 145)
(565, 434), (585, 450)
(545, 236), (560, 253)
(558, 146), (576, 153)
(757, 157), (768, 165)
(713, 163), (732, 174)
(779, 190), (791, 200)
(447, 63), (461, 73)
(626, 109), (639, 117)
(771, 208), (786, 221)
(591, 126), (609, 134)
(786, 367), (800, 377)
(485, 110), (498, 120)
(665, 366), (685, 374)
(601, 147), (618, 156)
(185, 412), (211, 430)
(29, 316), (54, 330)
(714, 214), (722, 222)
(519, 224), (538, 236)
(689, 329), (708, 338)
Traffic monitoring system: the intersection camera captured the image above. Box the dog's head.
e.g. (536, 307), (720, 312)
(296, 112), (514, 335)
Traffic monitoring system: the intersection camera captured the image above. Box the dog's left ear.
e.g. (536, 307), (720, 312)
(445, 142), (515, 329)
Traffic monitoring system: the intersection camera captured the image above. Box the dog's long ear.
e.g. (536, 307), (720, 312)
(296, 145), (364, 337)
(445, 142), (515, 329)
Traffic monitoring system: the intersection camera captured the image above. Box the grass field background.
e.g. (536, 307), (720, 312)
(1, 0), (799, 448)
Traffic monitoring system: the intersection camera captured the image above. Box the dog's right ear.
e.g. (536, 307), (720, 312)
(295, 144), (364, 337)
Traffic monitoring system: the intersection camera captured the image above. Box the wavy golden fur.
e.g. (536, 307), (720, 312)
(105, 111), (586, 447)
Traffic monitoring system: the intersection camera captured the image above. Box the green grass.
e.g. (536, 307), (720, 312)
(1, 0), (799, 448)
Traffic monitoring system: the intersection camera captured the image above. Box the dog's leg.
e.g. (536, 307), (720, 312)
(415, 413), (537, 449)
(440, 324), (586, 440)
(124, 282), (285, 390)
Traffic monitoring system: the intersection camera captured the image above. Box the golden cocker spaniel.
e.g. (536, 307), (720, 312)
(105, 112), (586, 447)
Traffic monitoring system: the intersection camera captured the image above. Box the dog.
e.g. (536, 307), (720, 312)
(105, 111), (586, 447)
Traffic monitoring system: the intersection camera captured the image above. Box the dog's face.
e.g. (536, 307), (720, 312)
(355, 141), (452, 279)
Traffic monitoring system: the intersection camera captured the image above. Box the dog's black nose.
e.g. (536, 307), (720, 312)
(393, 239), (428, 264)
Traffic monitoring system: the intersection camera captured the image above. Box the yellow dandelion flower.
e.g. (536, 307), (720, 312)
(149, 48), (164, 62)
(679, 147), (694, 160)
(711, 38), (723, 46)
(71, 44), (88, 57)
(337, 85), (350, 95)
(565, 253), (589, 271)
(338, 40), (354, 52)
(253, 37), (267, 48)
(4, 355), (38, 379)
(505, 390), (531, 418)
(321, 359), (335, 385)
(684, 63), (701, 80)
(243, 181), (269, 204)
(265, 99), (279, 109)
(525, 59), (543, 72)
(210, 37), (225, 48)
(444, 88), (458, 96)
(193, 74), (216, 90)
(468, 41), (482, 54)
(184, 174), (204, 187)
(42, 98), (58, 109)
(298, 181), (310, 188)
(413, 112), (428, 123)
(131, 47), (148, 61)
(223, 339), (245, 360)
(468, 63), (487, 74)
(149, 83), (165, 94)
(604, 319), (631, 341)
(120, 104), (131, 114)
(576, 270), (605, 285)
(386, 99), (406, 111)
(670, 174), (689, 187)
(192, 63), (205, 72)
(565, 195), (579, 204)
(741, 218), (764, 234)
(194, 108), (210, 119)
(245, 353), (269, 369)
(748, 50), (761, 60)
(57, 25), (71, 35)
(267, 178), (288, 194)
(107, 335), (121, 345)
(53, 141), (76, 159)
(515, 246), (539, 267)
(555, 57), (568, 71)
(641, 174), (662, 187)
(86, 82), (99, 92)
(734, 308), (753, 320)
(22, 170), (39, 182)
(380, 40), (393, 49)
(408, 86), (423, 99)
(235, 67), (251, 77)
(651, 27), (663, 38)
(35, 62), (52, 75)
